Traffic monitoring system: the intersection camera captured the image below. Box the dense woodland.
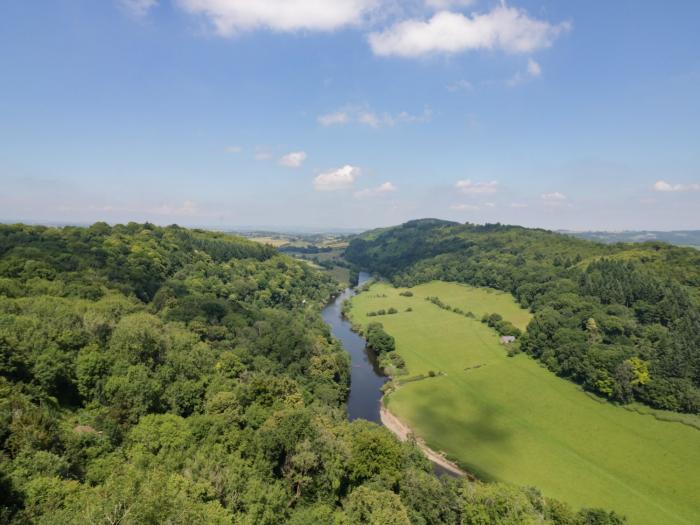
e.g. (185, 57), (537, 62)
(345, 219), (700, 414)
(0, 223), (623, 524)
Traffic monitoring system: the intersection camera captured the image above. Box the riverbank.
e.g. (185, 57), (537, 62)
(320, 273), (386, 423)
(348, 280), (700, 525)
(333, 276), (470, 476)
(380, 406), (468, 478)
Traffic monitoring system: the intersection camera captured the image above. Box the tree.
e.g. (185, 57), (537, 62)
(341, 486), (411, 525)
(109, 313), (166, 369)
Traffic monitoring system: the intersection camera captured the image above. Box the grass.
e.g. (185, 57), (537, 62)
(247, 236), (290, 248)
(348, 281), (700, 525)
(326, 265), (351, 288)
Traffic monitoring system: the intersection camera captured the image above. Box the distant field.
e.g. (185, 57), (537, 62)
(566, 229), (700, 249)
(247, 236), (290, 248)
(349, 281), (700, 525)
(243, 234), (351, 287)
(326, 265), (351, 287)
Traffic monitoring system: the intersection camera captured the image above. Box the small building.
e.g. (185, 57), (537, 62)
(500, 335), (516, 344)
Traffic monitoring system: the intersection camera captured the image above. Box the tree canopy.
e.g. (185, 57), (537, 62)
(0, 222), (623, 523)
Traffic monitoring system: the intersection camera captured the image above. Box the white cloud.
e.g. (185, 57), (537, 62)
(313, 165), (361, 191)
(177, 0), (379, 36)
(510, 202), (528, 208)
(368, 6), (570, 57)
(357, 111), (383, 127)
(319, 106), (431, 128)
(527, 58), (541, 77)
(507, 57), (543, 86)
(279, 151), (307, 168)
(447, 79), (473, 92)
(425, 0), (475, 9)
(318, 111), (350, 126)
(653, 180), (700, 192)
(119, 0), (158, 17)
(354, 181), (397, 198)
(376, 181), (397, 192)
(541, 191), (567, 201)
(455, 179), (499, 194)
(225, 145), (242, 153)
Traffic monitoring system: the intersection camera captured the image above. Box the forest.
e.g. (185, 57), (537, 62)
(0, 223), (623, 524)
(345, 219), (700, 414)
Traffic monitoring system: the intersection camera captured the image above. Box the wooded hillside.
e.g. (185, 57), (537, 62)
(345, 219), (700, 413)
(0, 223), (623, 524)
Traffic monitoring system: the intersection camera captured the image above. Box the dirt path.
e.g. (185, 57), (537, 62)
(380, 406), (469, 478)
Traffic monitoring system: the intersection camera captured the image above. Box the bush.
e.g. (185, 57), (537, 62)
(366, 323), (396, 354)
(399, 290), (413, 297)
(387, 307), (398, 315)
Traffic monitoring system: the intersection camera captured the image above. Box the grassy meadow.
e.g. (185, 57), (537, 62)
(349, 281), (700, 525)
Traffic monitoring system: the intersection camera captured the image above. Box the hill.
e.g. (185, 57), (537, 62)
(565, 230), (700, 249)
(345, 219), (700, 414)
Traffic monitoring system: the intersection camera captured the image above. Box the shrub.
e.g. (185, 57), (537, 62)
(366, 322), (396, 354)
(488, 313), (503, 324)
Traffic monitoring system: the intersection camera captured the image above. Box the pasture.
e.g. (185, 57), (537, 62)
(349, 281), (700, 525)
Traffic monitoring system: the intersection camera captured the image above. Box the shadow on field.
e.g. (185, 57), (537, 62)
(409, 390), (513, 482)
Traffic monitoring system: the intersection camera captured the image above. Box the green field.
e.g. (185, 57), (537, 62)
(349, 281), (700, 525)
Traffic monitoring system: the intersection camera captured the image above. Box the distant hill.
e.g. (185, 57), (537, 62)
(564, 230), (700, 248)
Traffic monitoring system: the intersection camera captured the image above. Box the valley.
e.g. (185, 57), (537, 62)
(349, 280), (700, 525)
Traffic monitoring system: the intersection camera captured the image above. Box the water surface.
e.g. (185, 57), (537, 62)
(321, 272), (386, 422)
(321, 272), (456, 477)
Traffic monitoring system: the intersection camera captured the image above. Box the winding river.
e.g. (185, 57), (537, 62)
(321, 272), (458, 477)
(321, 272), (386, 422)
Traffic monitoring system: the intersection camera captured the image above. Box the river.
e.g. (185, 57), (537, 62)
(321, 272), (386, 422)
(321, 272), (458, 477)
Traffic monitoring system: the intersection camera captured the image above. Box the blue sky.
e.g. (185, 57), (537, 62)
(1, 0), (699, 230)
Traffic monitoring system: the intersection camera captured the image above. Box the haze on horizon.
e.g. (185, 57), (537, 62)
(1, 1), (699, 231)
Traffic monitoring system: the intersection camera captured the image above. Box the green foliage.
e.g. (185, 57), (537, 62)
(349, 280), (697, 525)
(0, 223), (622, 524)
(342, 485), (411, 525)
(366, 322), (396, 354)
(345, 220), (700, 413)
